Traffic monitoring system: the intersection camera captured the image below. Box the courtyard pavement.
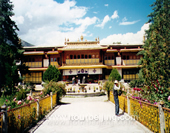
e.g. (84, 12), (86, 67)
(31, 95), (153, 133)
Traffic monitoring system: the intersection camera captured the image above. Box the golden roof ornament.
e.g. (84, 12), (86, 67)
(80, 35), (83, 41)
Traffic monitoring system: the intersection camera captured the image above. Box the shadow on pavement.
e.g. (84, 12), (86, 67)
(58, 102), (71, 105)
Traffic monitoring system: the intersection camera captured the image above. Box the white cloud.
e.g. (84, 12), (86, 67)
(111, 11), (119, 19)
(104, 4), (108, 7)
(93, 11), (98, 14)
(100, 23), (150, 44)
(95, 10), (119, 28)
(95, 15), (110, 28)
(11, 0), (97, 46)
(109, 26), (112, 29)
(119, 20), (140, 25)
(122, 17), (127, 22)
(12, 16), (24, 24)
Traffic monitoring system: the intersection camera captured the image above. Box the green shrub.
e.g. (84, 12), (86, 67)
(43, 65), (60, 82)
(43, 81), (66, 104)
(16, 88), (27, 100)
(108, 69), (121, 82)
(103, 81), (113, 100)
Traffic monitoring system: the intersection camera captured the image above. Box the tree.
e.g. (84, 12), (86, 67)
(0, 0), (27, 94)
(43, 65), (61, 82)
(140, 0), (170, 107)
(103, 81), (113, 100)
(108, 69), (121, 82)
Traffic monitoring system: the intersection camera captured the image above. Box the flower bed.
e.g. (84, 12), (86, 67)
(6, 93), (57, 133)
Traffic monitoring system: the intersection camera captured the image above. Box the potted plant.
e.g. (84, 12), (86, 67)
(70, 87), (72, 92)
(100, 86), (102, 92)
(93, 86), (96, 92)
(98, 81), (100, 85)
(73, 88), (75, 93)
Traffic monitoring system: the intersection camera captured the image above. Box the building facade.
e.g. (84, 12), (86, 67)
(22, 36), (143, 84)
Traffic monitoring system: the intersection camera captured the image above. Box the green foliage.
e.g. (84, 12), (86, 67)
(43, 65), (61, 82)
(43, 81), (66, 103)
(108, 69), (121, 82)
(16, 88), (27, 100)
(103, 81), (113, 100)
(129, 70), (144, 88)
(0, 0), (28, 93)
(140, 0), (170, 108)
(103, 81), (113, 92)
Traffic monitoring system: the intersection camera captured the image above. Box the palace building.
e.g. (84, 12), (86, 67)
(22, 36), (143, 84)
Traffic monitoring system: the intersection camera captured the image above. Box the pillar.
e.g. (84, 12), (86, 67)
(50, 92), (53, 109)
(1, 104), (7, 133)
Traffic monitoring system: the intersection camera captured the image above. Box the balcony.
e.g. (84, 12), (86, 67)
(23, 72), (42, 83)
(104, 60), (115, 66)
(64, 58), (101, 65)
(123, 59), (140, 65)
(123, 74), (139, 81)
(50, 61), (59, 67)
(25, 62), (42, 68)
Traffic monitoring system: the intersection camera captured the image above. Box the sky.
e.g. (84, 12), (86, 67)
(11, 0), (155, 46)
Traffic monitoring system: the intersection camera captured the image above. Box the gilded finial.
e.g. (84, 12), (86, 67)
(80, 35), (83, 41)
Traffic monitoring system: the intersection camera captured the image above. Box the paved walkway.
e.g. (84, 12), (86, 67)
(32, 96), (152, 133)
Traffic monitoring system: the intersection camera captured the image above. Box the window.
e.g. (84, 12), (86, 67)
(78, 55), (80, 59)
(104, 56), (107, 60)
(85, 55), (87, 59)
(112, 56), (114, 59)
(89, 55), (91, 58)
(127, 56), (129, 59)
(54, 58), (57, 61)
(108, 56), (110, 60)
(29, 58), (31, 62)
(70, 55), (73, 59)
(74, 55), (76, 59)
(51, 58), (53, 61)
(81, 54), (84, 58)
(123, 55), (126, 59)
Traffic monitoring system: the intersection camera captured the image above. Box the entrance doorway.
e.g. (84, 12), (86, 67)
(78, 74), (88, 83)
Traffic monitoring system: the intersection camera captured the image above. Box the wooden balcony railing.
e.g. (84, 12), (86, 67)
(123, 59), (140, 65)
(25, 62), (42, 68)
(23, 72), (42, 83)
(123, 74), (139, 81)
(65, 58), (100, 65)
(104, 60), (115, 65)
(50, 61), (59, 67)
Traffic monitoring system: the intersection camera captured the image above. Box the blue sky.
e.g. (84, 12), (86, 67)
(11, 0), (155, 46)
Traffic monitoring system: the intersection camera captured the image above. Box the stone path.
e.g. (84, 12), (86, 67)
(32, 95), (152, 133)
